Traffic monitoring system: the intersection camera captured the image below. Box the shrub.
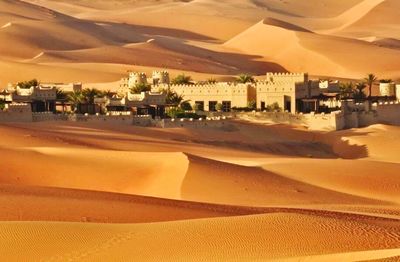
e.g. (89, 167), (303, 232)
(180, 101), (192, 111)
(215, 103), (223, 112)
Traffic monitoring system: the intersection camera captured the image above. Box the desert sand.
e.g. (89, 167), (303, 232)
(1, 0), (400, 260)
(0, 120), (399, 261)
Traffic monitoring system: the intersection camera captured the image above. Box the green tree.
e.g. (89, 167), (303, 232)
(67, 91), (83, 113)
(379, 79), (392, 84)
(236, 73), (255, 84)
(364, 74), (378, 99)
(17, 79), (39, 89)
(130, 83), (151, 94)
(339, 82), (354, 99)
(171, 74), (193, 85)
(56, 87), (67, 100)
(101, 90), (114, 98)
(163, 88), (185, 106)
(354, 82), (367, 100)
(82, 88), (101, 104)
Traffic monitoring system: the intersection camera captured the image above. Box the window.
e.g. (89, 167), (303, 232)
(222, 101), (231, 112)
(209, 101), (217, 112)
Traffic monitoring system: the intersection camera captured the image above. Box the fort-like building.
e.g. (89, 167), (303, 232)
(1, 70), (400, 131)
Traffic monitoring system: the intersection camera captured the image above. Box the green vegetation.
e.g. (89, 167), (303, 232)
(17, 79), (39, 89)
(56, 87), (67, 100)
(364, 73), (378, 98)
(130, 82), (151, 94)
(166, 107), (200, 119)
(379, 79), (392, 84)
(247, 100), (256, 110)
(180, 101), (192, 111)
(264, 102), (281, 112)
(339, 82), (355, 99)
(163, 88), (186, 106)
(0, 100), (5, 111)
(236, 73), (255, 84)
(354, 82), (367, 100)
(101, 90), (114, 98)
(171, 74), (193, 85)
(82, 88), (101, 104)
(67, 91), (83, 113)
(206, 78), (217, 84)
(215, 103), (222, 112)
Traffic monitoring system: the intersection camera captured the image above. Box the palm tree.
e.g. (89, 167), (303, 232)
(236, 73), (255, 84)
(130, 83), (151, 94)
(171, 74), (193, 85)
(67, 91), (83, 113)
(82, 88), (100, 104)
(354, 82), (367, 100)
(164, 88), (185, 106)
(101, 90), (114, 98)
(339, 82), (354, 99)
(17, 79), (39, 89)
(364, 74), (378, 99)
(56, 87), (67, 100)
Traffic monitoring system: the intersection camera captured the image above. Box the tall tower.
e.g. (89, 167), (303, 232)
(128, 72), (148, 88)
(152, 71), (170, 85)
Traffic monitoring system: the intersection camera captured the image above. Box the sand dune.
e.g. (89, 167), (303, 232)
(1, 1), (400, 259)
(1, 212), (400, 261)
(2, 0), (398, 84)
(225, 19), (400, 78)
(0, 121), (398, 260)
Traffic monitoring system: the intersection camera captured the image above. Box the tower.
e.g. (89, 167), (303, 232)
(128, 72), (148, 88)
(152, 71), (170, 85)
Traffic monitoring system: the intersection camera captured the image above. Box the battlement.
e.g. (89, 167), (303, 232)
(152, 70), (170, 85)
(152, 70), (169, 76)
(266, 72), (306, 77)
(266, 72), (308, 84)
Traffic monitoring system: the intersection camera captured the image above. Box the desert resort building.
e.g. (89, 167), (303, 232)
(1, 70), (400, 131)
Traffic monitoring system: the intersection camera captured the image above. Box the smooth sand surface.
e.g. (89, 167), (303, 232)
(0, 120), (399, 260)
(1, 0), (399, 86)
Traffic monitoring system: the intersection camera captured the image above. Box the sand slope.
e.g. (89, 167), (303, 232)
(0, 120), (399, 260)
(1, 212), (400, 261)
(1, 0), (397, 85)
(225, 18), (400, 78)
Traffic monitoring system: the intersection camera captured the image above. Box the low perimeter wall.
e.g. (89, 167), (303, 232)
(233, 111), (344, 131)
(31, 113), (154, 127)
(159, 117), (229, 129)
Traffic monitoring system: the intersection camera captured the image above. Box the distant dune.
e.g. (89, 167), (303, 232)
(1, 1), (400, 259)
(0, 0), (393, 85)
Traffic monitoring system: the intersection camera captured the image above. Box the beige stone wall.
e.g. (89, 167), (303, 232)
(160, 117), (227, 128)
(0, 103), (33, 122)
(379, 83), (396, 97)
(235, 111), (344, 131)
(168, 83), (253, 110)
(396, 84), (400, 101)
(374, 102), (400, 125)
